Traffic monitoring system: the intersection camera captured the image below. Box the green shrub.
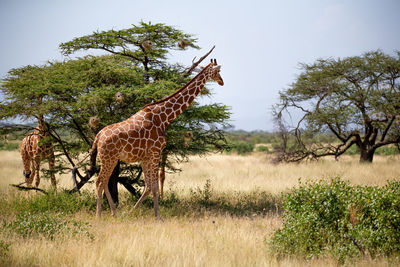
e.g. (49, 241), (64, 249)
(256, 145), (270, 153)
(270, 178), (400, 263)
(189, 179), (213, 207)
(345, 145), (360, 155)
(0, 240), (10, 267)
(10, 190), (96, 215)
(0, 142), (19, 151)
(3, 212), (93, 240)
(132, 181), (282, 217)
(375, 145), (399, 155)
(230, 141), (254, 155)
(0, 240), (10, 259)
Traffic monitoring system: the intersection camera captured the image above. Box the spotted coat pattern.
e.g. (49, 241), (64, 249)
(91, 59), (224, 218)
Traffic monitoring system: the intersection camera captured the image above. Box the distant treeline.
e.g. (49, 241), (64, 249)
(225, 130), (399, 156)
(1, 127), (398, 156)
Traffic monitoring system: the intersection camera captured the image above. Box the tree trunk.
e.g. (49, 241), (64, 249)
(108, 160), (120, 205)
(359, 148), (375, 163)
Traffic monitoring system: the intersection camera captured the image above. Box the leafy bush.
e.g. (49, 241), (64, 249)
(3, 212), (93, 240)
(270, 178), (400, 263)
(10, 190), (96, 215)
(132, 180), (282, 217)
(0, 240), (10, 259)
(344, 145), (360, 155)
(189, 179), (214, 206)
(256, 145), (270, 153)
(0, 142), (19, 151)
(229, 141), (254, 155)
(375, 145), (399, 155)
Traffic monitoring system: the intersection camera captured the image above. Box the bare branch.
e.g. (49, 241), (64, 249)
(380, 116), (395, 142)
(185, 45), (215, 75)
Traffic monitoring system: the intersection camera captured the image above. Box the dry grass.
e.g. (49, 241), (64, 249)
(1, 150), (399, 266)
(4, 150), (399, 194)
(166, 153), (400, 195)
(5, 215), (281, 267)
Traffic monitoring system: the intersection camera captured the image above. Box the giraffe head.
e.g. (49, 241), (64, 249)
(209, 59), (224, 86)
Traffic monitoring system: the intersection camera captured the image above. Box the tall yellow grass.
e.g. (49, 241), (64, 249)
(166, 153), (400, 195)
(1, 150), (399, 266)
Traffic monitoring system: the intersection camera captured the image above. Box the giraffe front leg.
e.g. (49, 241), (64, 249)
(159, 151), (167, 199)
(151, 180), (160, 218)
(33, 159), (41, 188)
(141, 159), (161, 218)
(21, 147), (32, 185)
(25, 160), (34, 186)
(159, 164), (166, 199)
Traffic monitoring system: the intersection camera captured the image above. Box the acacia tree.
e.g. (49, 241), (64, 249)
(0, 22), (230, 198)
(274, 51), (400, 163)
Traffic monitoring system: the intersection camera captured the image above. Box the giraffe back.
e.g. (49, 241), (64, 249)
(95, 109), (166, 164)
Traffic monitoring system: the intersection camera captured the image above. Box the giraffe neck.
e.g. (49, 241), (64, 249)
(159, 66), (212, 128)
(36, 115), (47, 134)
(145, 64), (214, 129)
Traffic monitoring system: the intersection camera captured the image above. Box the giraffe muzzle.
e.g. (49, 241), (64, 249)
(23, 170), (31, 179)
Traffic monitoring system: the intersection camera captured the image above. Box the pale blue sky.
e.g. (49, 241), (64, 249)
(1, 0), (399, 131)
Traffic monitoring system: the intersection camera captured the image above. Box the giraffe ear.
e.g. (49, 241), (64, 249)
(214, 65), (221, 71)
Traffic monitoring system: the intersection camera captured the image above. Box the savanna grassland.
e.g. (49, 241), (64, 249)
(1, 150), (399, 266)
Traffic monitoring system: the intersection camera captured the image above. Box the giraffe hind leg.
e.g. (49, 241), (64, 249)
(104, 183), (116, 216)
(139, 159), (161, 218)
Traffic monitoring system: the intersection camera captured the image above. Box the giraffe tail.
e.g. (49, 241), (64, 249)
(87, 134), (99, 177)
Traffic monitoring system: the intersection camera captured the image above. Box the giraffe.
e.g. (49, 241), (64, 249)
(20, 116), (56, 188)
(89, 59), (224, 218)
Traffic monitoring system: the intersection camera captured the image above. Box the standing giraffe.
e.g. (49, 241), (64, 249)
(89, 59), (223, 218)
(20, 116), (56, 188)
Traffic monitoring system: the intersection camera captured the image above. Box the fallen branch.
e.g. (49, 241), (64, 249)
(10, 184), (48, 195)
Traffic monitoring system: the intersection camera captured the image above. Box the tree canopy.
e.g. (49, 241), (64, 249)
(59, 21), (199, 74)
(274, 50), (400, 162)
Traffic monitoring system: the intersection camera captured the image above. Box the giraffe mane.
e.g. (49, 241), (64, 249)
(143, 61), (214, 108)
